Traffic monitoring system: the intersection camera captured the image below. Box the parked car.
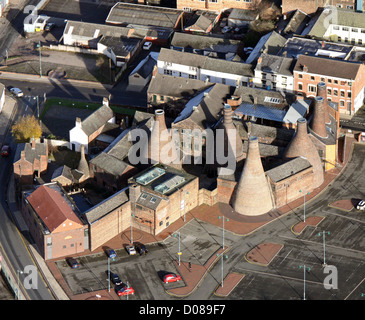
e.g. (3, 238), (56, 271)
(1, 145), (10, 157)
(10, 87), (23, 97)
(108, 272), (122, 285)
(66, 257), (79, 269)
(356, 200), (365, 210)
(106, 248), (117, 259)
(222, 26), (233, 34)
(116, 284), (135, 296)
(44, 22), (55, 31)
(163, 273), (181, 284)
(126, 245), (136, 255)
(143, 41), (152, 50)
(135, 243), (148, 255)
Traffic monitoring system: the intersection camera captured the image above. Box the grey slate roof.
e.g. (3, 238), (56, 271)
(81, 104), (114, 137)
(307, 8), (365, 38)
(266, 157), (312, 182)
(255, 52), (296, 76)
(171, 32), (240, 54)
(294, 54), (361, 79)
(158, 48), (253, 77)
(98, 36), (141, 57)
(85, 189), (129, 224)
(89, 152), (132, 176)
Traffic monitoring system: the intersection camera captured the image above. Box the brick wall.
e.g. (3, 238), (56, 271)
(217, 177), (236, 204)
(282, 0), (356, 14)
(177, 0), (261, 11)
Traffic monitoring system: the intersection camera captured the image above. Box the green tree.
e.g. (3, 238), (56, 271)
(12, 115), (42, 143)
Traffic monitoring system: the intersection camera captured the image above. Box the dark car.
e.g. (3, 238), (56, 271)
(44, 22), (55, 31)
(108, 271), (122, 285)
(66, 257), (79, 269)
(1, 145), (10, 157)
(106, 248), (117, 259)
(135, 243), (148, 255)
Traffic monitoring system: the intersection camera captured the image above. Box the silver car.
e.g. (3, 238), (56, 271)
(356, 200), (365, 210)
(10, 88), (23, 97)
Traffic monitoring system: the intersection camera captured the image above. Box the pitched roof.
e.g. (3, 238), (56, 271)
(294, 54), (361, 79)
(158, 48), (253, 76)
(255, 52), (296, 76)
(308, 8), (365, 38)
(26, 185), (82, 232)
(105, 2), (183, 28)
(85, 189), (129, 224)
(81, 104), (114, 136)
(266, 157), (312, 182)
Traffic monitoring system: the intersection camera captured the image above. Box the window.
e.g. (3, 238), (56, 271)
(333, 26), (339, 30)
(222, 78), (226, 84)
(352, 28), (358, 33)
(164, 69), (172, 75)
(262, 73), (267, 79)
(328, 78), (332, 83)
(150, 197), (157, 203)
(347, 91), (352, 98)
(340, 90), (345, 97)
(334, 80), (338, 84)
(358, 39), (362, 45)
(344, 37), (348, 43)
(159, 221), (163, 226)
(308, 84), (317, 93)
(338, 36), (341, 42)
(342, 27), (349, 31)
(298, 74), (303, 79)
(310, 76), (315, 81)
(340, 100), (345, 107)
(298, 83), (303, 90)
(282, 76), (287, 83)
(160, 95), (164, 101)
(362, 29), (365, 34)
(327, 89), (332, 96)
(188, 74), (197, 79)
(333, 89), (338, 96)
(141, 193), (148, 200)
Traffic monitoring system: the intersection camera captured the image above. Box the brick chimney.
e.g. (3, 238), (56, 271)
(284, 118), (324, 188)
(317, 82), (330, 124)
(310, 96), (328, 138)
(75, 117), (82, 128)
(231, 136), (274, 216)
(303, 64), (308, 73)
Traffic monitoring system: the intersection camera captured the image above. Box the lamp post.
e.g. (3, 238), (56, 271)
(173, 232), (181, 266)
(16, 270), (23, 300)
(217, 253), (228, 288)
(107, 257), (110, 293)
(218, 215), (229, 249)
(131, 213), (135, 244)
(318, 231), (330, 266)
(299, 189), (310, 222)
(299, 264), (311, 300)
(37, 41), (42, 77)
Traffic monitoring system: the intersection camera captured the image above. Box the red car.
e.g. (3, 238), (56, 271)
(117, 285), (135, 296)
(163, 273), (181, 284)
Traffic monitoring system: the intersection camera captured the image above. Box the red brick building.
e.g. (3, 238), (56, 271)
(293, 54), (365, 116)
(282, 0), (361, 15)
(177, 0), (261, 12)
(22, 183), (87, 260)
(13, 139), (48, 185)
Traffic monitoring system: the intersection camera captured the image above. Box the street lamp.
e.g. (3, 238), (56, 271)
(218, 215), (229, 249)
(217, 253), (228, 288)
(36, 41), (42, 77)
(131, 213), (135, 244)
(16, 270), (23, 300)
(299, 189), (310, 222)
(318, 231), (330, 266)
(173, 232), (182, 266)
(298, 264), (311, 300)
(107, 257), (110, 293)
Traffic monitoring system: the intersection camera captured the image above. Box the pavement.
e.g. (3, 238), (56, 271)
(0, 90), (360, 299)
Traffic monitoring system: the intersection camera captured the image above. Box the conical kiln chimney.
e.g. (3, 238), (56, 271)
(231, 136), (274, 216)
(284, 118), (324, 188)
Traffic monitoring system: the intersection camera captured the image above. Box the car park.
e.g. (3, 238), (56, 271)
(126, 245), (136, 255)
(1, 145), (10, 157)
(116, 284), (135, 296)
(143, 41), (152, 50)
(10, 87), (23, 97)
(66, 257), (79, 269)
(163, 273), (181, 284)
(135, 243), (148, 255)
(356, 200), (365, 210)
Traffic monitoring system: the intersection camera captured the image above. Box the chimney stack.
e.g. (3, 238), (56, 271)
(284, 118), (324, 188)
(231, 136), (274, 216)
(303, 64), (308, 72)
(220, 104), (244, 161)
(310, 96), (328, 138)
(76, 117), (82, 128)
(77, 144), (90, 179)
(149, 109), (179, 166)
(317, 82), (330, 124)
(103, 96), (109, 107)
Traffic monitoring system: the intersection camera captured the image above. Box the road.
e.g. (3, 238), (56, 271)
(0, 97), (54, 300)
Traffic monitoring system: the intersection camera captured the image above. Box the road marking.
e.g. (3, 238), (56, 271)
(344, 277), (365, 300)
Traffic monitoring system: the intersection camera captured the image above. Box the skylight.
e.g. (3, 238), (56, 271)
(154, 175), (185, 194)
(136, 167), (165, 185)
